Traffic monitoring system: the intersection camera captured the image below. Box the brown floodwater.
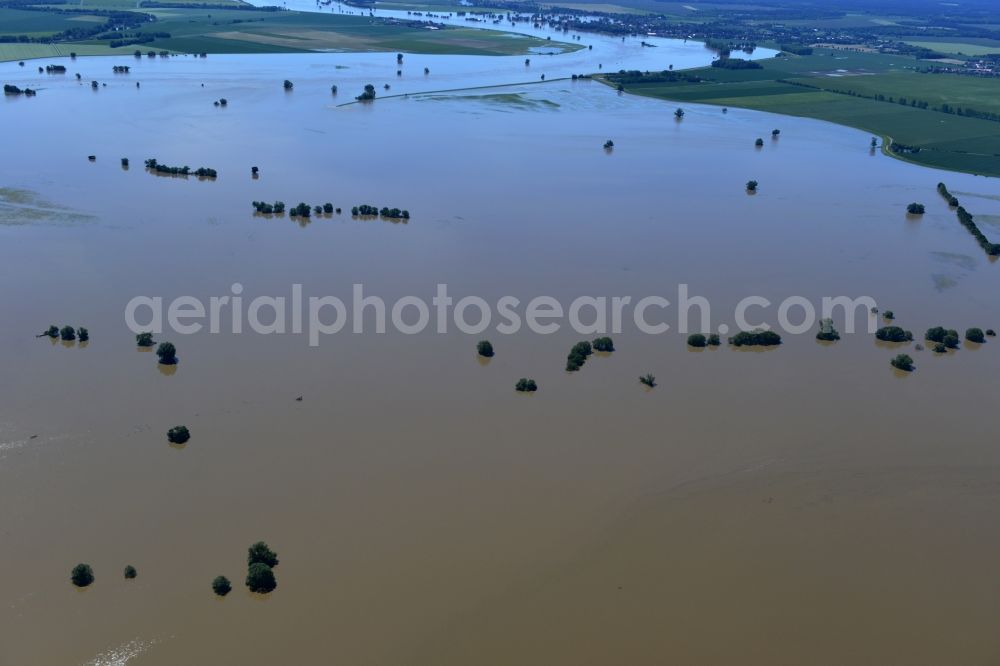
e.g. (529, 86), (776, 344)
(2, 46), (1000, 665)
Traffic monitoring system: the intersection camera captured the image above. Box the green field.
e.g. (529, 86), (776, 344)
(610, 50), (1000, 177)
(904, 40), (1000, 56)
(0, 4), (578, 61)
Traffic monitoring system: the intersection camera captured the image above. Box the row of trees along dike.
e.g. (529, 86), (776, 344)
(38, 325), (89, 342)
(4, 84), (36, 96)
(144, 159), (217, 179)
(352, 205), (411, 220)
(937, 183), (1000, 256)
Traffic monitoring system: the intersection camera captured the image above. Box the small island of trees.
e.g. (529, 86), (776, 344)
(4, 84), (37, 96)
(566, 340), (593, 371)
(145, 158), (217, 179)
(906, 203), (925, 215)
(45, 65), (66, 74)
(729, 329), (781, 347)
(351, 205), (410, 219)
(246, 541), (279, 594)
(252, 200), (286, 215)
(875, 326), (913, 342)
(515, 378), (538, 392)
(112, 65), (130, 73)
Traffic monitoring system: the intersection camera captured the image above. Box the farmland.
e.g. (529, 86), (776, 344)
(610, 49), (1000, 177)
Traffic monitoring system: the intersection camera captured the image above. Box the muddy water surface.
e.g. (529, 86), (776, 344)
(1, 47), (1000, 665)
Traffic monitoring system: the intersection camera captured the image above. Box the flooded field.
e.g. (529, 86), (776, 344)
(2, 30), (1000, 666)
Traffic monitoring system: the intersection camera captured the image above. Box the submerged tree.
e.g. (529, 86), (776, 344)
(674, 108), (684, 118)
(246, 563), (277, 593)
(687, 333), (707, 348)
(966, 327), (985, 343)
(124, 565), (137, 579)
(515, 378), (538, 392)
(167, 426), (190, 444)
(592, 337), (615, 352)
(755, 137), (764, 147)
(156, 341), (177, 364)
(639, 373), (656, 387)
(356, 84), (376, 102)
(746, 180), (758, 192)
(875, 326), (913, 343)
(71, 563), (95, 587)
(60, 325), (76, 341)
(136, 332), (154, 347)
(248, 541), (279, 568)
(283, 79), (293, 90)
(78, 327), (89, 342)
(729, 329), (781, 347)
(477, 340), (495, 358)
(890, 354), (914, 372)
(212, 575), (232, 596)
(816, 317), (840, 341)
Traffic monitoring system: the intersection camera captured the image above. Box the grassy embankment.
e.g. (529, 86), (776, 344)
(609, 49), (1000, 178)
(0, 2), (579, 62)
